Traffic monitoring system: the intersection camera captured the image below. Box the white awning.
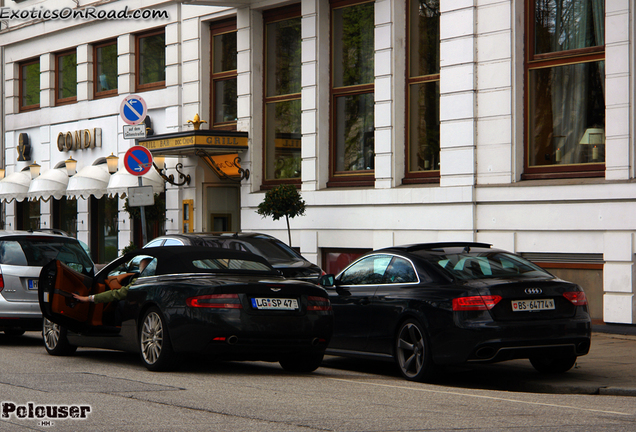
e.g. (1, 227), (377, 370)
(0, 171), (32, 203)
(66, 164), (111, 199)
(27, 168), (69, 201)
(107, 165), (165, 198)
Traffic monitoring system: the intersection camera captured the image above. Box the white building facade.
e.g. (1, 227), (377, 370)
(0, 0), (634, 324)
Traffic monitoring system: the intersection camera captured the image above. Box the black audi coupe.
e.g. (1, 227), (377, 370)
(39, 246), (333, 372)
(320, 242), (591, 382)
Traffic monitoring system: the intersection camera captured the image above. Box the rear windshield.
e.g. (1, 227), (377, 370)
(0, 236), (94, 274)
(430, 252), (553, 281)
(202, 236), (304, 264)
(192, 258), (272, 272)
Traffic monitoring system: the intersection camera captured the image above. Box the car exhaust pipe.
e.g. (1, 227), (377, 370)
(227, 335), (239, 345)
(475, 347), (496, 359)
(311, 337), (320, 346)
(577, 341), (590, 353)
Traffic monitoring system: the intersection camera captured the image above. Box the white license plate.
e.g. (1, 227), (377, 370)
(251, 298), (298, 310)
(28, 279), (38, 290)
(512, 299), (555, 312)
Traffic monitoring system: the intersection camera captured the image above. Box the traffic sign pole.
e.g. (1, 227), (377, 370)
(139, 176), (148, 246)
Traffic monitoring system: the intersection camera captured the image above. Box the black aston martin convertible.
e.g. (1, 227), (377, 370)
(38, 246), (333, 372)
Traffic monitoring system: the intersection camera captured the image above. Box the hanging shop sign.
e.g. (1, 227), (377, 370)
(17, 133), (31, 161)
(57, 128), (102, 152)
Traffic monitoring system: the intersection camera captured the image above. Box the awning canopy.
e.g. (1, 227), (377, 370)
(107, 164), (165, 198)
(0, 171), (32, 203)
(27, 168), (69, 201)
(66, 164), (111, 199)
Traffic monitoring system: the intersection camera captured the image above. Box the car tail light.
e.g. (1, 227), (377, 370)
(563, 291), (587, 306)
(186, 294), (243, 309)
(0, 271), (3, 292)
(452, 295), (502, 311)
(307, 296), (331, 311)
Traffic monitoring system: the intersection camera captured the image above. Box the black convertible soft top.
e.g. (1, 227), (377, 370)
(117, 246), (279, 276)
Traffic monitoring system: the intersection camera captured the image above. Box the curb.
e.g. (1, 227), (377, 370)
(598, 387), (636, 397)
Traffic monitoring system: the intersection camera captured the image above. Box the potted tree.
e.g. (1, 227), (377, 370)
(256, 184), (306, 246)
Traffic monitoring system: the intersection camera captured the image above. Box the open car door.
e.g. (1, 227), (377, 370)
(39, 259), (94, 333)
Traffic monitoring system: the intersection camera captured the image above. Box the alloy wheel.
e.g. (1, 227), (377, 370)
(396, 322), (426, 379)
(141, 311), (164, 365)
(43, 318), (61, 350)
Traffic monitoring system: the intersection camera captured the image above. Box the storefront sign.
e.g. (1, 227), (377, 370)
(275, 138), (301, 149)
(140, 134), (248, 152)
(57, 128), (102, 152)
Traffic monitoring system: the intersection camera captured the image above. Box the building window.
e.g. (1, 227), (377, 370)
(52, 198), (78, 238)
(264, 5), (302, 183)
(525, 0), (605, 179)
(136, 29), (165, 92)
(19, 58), (40, 111)
(210, 19), (237, 129)
(56, 49), (77, 105)
(94, 40), (118, 98)
(329, 0), (375, 187)
(404, 0), (440, 184)
(16, 200), (41, 231)
(90, 195), (119, 264)
(322, 248), (370, 275)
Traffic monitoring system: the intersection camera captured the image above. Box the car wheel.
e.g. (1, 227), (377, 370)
(279, 351), (324, 373)
(42, 318), (77, 356)
(4, 329), (26, 337)
(139, 307), (177, 371)
(395, 319), (433, 382)
(530, 353), (577, 374)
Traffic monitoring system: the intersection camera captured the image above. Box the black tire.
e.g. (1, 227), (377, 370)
(395, 319), (434, 382)
(279, 351), (324, 373)
(139, 307), (177, 371)
(4, 329), (26, 337)
(42, 318), (77, 356)
(530, 353), (577, 374)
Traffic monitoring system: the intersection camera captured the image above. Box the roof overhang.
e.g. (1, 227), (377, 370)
(138, 130), (250, 181)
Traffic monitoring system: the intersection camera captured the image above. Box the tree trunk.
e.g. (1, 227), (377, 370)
(286, 215), (291, 246)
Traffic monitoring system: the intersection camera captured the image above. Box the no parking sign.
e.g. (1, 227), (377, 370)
(124, 145), (153, 176)
(120, 95), (147, 125)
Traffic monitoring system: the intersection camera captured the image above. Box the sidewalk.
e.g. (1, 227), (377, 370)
(461, 329), (636, 397)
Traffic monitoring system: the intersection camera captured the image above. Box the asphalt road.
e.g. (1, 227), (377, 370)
(1, 332), (635, 431)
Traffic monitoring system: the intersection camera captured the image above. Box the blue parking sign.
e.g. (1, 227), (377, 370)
(120, 95), (147, 125)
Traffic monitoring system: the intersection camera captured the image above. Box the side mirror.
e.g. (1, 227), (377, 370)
(319, 274), (336, 288)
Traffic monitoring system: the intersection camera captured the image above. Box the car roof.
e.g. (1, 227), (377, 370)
(152, 232), (277, 241)
(0, 230), (75, 238)
(118, 246), (278, 275)
(375, 242), (498, 256)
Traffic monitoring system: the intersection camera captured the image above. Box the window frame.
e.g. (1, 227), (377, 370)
(19, 58), (40, 112)
(135, 28), (166, 93)
(93, 39), (118, 99)
(262, 4), (302, 186)
(55, 49), (77, 106)
(210, 19), (238, 131)
(328, 0), (375, 188)
(523, 0), (605, 180)
(403, 0), (440, 185)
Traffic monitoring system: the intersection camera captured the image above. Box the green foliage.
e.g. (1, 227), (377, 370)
(257, 185), (306, 246)
(121, 241), (137, 255)
(257, 184), (306, 221)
